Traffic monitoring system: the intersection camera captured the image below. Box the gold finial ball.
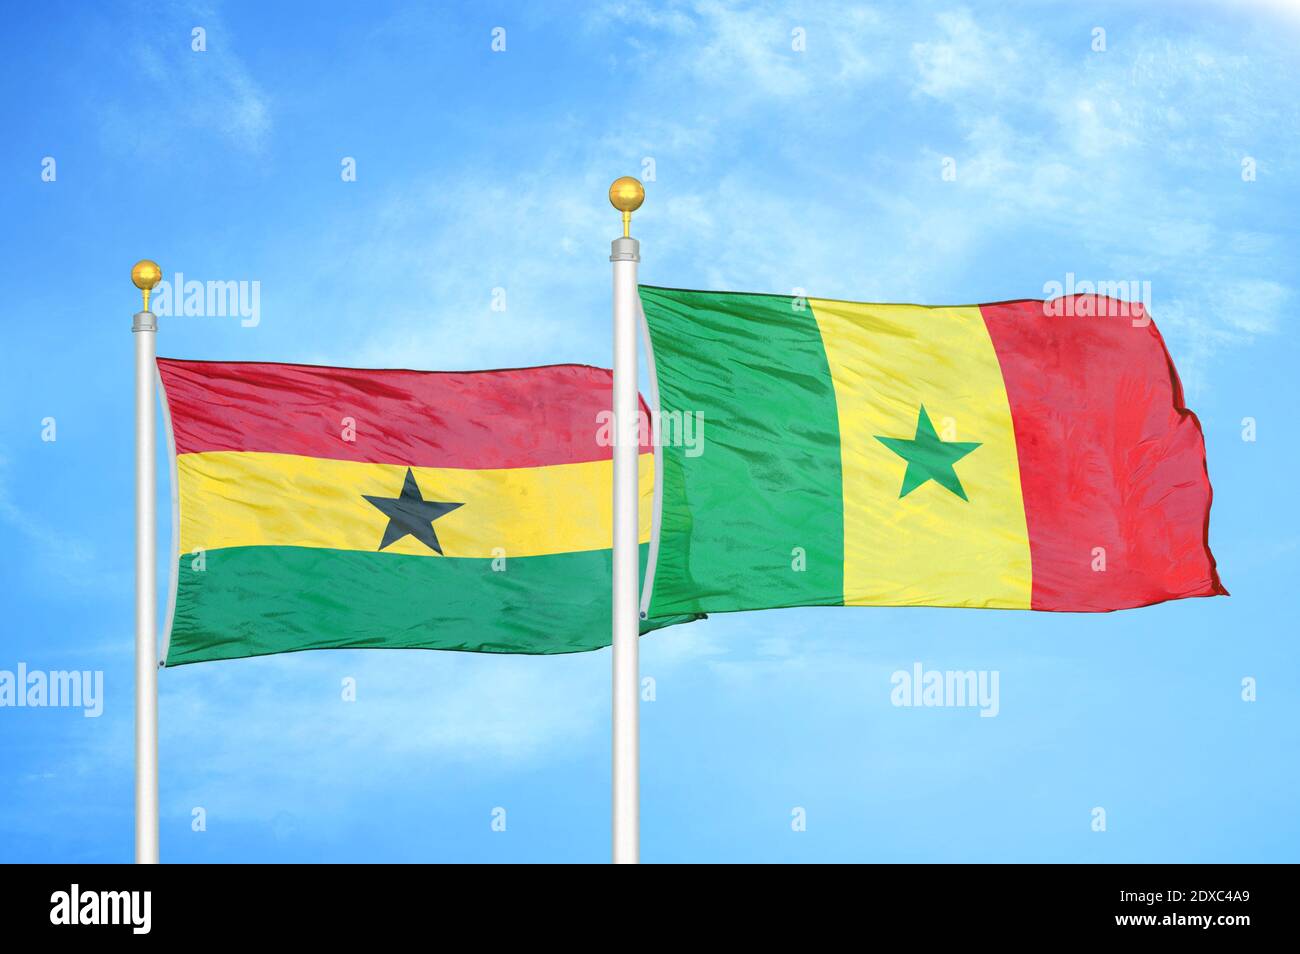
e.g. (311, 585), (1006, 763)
(608, 176), (645, 214)
(132, 259), (162, 291)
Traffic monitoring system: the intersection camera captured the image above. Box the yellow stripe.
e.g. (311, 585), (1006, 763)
(178, 451), (654, 559)
(808, 300), (1031, 608)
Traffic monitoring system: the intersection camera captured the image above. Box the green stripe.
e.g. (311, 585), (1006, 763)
(167, 543), (691, 666)
(640, 286), (844, 615)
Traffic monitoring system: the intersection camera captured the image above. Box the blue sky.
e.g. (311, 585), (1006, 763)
(1, 0), (1297, 862)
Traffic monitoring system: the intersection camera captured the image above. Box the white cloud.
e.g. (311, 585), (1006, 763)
(0, 457), (128, 597)
(899, 10), (1299, 391)
(98, 5), (271, 155)
(318, 168), (616, 372)
(592, 0), (889, 100)
(912, 8), (1022, 99)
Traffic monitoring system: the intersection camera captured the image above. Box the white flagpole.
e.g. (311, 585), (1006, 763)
(609, 177), (644, 864)
(132, 260), (162, 864)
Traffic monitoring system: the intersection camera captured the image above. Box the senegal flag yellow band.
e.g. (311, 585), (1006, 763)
(178, 450), (656, 560)
(809, 300), (1032, 609)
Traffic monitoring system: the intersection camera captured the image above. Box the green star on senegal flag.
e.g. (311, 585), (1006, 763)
(637, 287), (1226, 615)
(875, 405), (981, 501)
(157, 359), (698, 665)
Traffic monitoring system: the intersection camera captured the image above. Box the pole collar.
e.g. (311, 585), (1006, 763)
(132, 310), (157, 333)
(610, 237), (640, 263)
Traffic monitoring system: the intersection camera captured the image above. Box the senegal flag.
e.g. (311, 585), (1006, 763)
(157, 359), (695, 665)
(638, 287), (1225, 617)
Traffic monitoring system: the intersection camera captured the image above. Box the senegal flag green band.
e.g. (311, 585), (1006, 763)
(169, 543), (672, 665)
(644, 288), (846, 613)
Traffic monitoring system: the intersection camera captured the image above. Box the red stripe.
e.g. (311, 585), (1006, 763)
(158, 359), (650, 468)
(980, 298), (1225, 611)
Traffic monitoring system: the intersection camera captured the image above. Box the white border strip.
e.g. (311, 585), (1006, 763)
(637, 294), (663, 621)
(156, 367), (180, 667)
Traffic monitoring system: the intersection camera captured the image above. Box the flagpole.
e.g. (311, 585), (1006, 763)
(132, 260), (162, 864)
(609, 177), (644, 864)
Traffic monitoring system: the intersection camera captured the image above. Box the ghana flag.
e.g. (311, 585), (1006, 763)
(638, 287), (1225, 617)
(157, 358), (695, 666)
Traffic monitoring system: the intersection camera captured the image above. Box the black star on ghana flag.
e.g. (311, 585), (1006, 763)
(875, 405), (981, 501)
(363, 468), (463, 554)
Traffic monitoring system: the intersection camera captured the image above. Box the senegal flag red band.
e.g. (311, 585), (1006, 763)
(158, 358), (695, 665)
(638, 287), (1225, 617)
